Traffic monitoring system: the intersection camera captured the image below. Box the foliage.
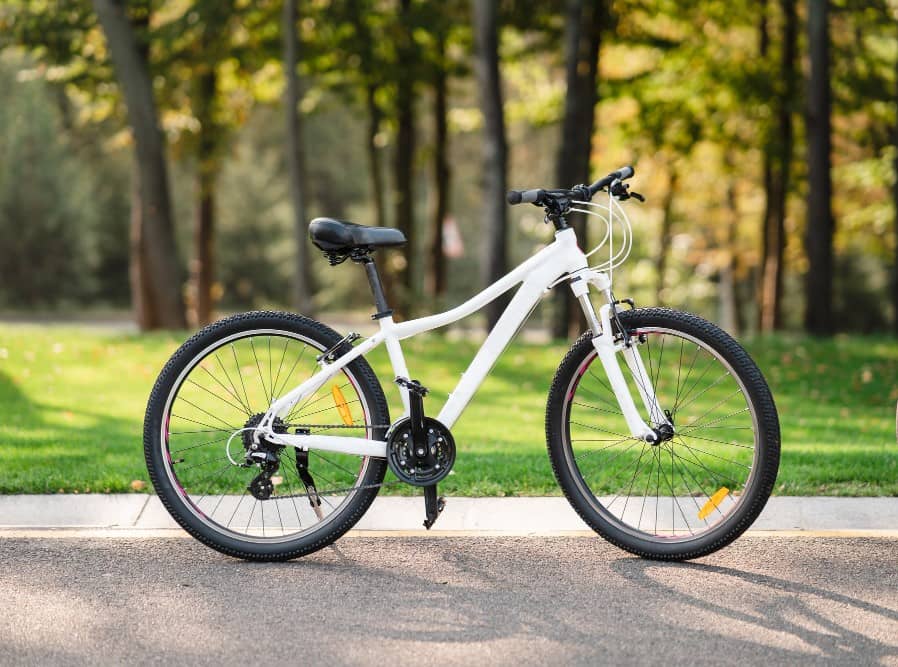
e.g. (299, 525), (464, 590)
(0, 55), (97, 307)
(0, 0), (897, 334)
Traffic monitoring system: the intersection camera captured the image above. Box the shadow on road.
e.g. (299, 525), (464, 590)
(1, 536), (897, 665)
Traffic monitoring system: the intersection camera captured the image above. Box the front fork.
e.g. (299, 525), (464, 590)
(569, 272), (671, 443)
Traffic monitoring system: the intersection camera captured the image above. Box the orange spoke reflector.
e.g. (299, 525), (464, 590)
(698, 487), (730, 520)
(332, 384), (354, 426)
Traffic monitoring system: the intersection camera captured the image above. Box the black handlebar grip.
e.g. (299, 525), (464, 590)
(507, 189), (544, 205)
(615, 165), (634, 180)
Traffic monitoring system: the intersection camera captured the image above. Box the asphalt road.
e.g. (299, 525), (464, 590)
(1, 536), (896, 666)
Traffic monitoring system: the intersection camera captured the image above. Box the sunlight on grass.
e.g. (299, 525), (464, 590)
(0, 323), (896, 495)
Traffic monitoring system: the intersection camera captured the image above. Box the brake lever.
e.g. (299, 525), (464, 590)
(609, 179), (645, 203)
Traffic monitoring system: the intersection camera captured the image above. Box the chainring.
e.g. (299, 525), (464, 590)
(386, 416), (455, 486)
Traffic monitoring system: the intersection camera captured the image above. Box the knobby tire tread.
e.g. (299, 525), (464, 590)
(144, 311), (390, 561)
(545, 308), (780, 560)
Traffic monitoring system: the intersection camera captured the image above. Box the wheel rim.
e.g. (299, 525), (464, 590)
(158, 329), (376, 543)
(562, 326), (762, 544)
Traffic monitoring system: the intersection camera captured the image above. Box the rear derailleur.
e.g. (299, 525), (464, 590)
(242, 414), (324, 518)
(387, 377), (456, 529)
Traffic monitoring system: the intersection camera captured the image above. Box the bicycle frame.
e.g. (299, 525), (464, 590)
(259, 227), (661, 457)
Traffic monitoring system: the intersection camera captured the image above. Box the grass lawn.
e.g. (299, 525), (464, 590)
(0, 321), (896, 496)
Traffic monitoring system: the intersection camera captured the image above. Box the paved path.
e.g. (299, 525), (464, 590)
(1, 535), (896, 666)
(0, 495), (897, 534)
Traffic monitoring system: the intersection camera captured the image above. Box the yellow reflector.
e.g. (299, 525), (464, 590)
(698, 487), (730, 520)
(332, 384), (354, 426)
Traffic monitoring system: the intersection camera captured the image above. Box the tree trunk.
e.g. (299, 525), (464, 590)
(366, 85), (387, 231)
(655, 166), (678, 305)
(94, 0), (185, 329)
(189, 67), (218, 327)
(893, 26), (898, 336)
(365, 83), (397, 308)
(429, 30), (450, 302)
(758, 0), (796, 332)
(283, 0), (314, 315)
(473, 0), (509, 331)
(129, 159), (156, 329)
(804, 0), (834, 335)
(394, 0), (416, 315)
(552, 0), (603, 339)
(719, 177), (741, 334)
(757, 0), (772, 332)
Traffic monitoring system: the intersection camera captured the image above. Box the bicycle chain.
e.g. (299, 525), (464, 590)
(270, 478), (404, 501)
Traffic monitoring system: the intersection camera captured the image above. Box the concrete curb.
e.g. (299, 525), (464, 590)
(0, 495), (897, 534)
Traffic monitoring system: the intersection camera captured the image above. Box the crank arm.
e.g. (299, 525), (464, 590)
(423, 485), (446, 529)
(296, 449), (325, 520)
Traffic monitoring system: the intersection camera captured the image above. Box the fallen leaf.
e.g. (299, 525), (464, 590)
(130, 480), (147, 491)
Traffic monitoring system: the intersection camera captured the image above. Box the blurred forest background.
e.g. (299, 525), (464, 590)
(0, 0), (895, 338)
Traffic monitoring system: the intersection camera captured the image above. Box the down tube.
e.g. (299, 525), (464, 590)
(436, 276), (546, 428)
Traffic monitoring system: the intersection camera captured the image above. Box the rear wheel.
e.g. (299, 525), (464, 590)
(546, 308), (780, 560)
(144, 311), (390, 561)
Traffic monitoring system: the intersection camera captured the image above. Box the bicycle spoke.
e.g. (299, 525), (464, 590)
(169, 435), (230, 455)
(205, 360), (253, 415)
(186, 378), (250, 416)
(678, 406), (750, 432)
(272, 337), (290, 400)
(230, 344), (253, 414)
(609, 441), (649, 512)
(574, 435), (638, 462)
(170, 414), (239, 433)
(250, 338), (270, 405)
(273, 344), (308, 400)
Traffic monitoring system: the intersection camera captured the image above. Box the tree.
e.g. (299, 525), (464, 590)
(283, 0), (314, 315)
(893, 19), (898, 335)
(429, 22), (451, 303)
(552, 0), (605, 339)
(758, 0), (797, 332)
(805, 0), (835, 335)
(394, 0), (417, 314)
(93, 0), (185, 329)
(473, 0), (508, 331)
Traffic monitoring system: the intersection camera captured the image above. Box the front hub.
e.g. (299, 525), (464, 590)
(649, 410), (675, 446)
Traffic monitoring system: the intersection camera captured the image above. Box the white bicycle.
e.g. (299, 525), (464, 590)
(144, 166), (780, 561)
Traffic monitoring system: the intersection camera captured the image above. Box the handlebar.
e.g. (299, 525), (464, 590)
(506, 188), (546, 205)
(586, 166), (634, 198)
(506, 165), (634, 206)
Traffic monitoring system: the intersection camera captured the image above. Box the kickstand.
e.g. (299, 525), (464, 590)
(423, 485), (446, 529)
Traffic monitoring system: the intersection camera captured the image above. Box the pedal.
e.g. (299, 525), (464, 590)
(395, 376), (429, 396)
(316, 332), (361, 365)
(423, 485), (445, 529)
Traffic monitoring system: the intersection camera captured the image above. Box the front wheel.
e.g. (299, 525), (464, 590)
(546, 308), (780, 560)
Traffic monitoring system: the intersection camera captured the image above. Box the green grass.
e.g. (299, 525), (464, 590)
(0, 323), (896, 496)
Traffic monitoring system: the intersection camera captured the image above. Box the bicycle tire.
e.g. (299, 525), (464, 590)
(546, 307), (780, 560)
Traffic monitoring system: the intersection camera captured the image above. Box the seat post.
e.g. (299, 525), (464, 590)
(361, 255), (393, 320)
